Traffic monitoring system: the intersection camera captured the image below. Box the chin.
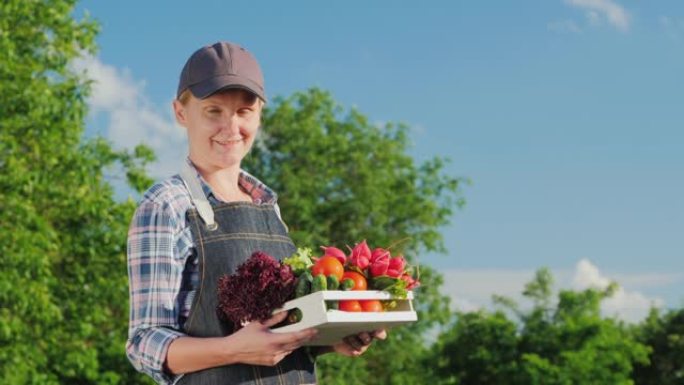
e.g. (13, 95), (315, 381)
(213, 155), (246, 170)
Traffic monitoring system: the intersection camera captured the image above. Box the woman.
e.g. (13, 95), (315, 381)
(126, 41), (384, 385)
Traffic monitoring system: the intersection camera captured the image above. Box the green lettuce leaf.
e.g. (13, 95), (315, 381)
(370, 275), (409, 298)
(283, 247), (314, 276)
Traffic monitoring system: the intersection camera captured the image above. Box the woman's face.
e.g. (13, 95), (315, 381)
(174, 90), (262, 173)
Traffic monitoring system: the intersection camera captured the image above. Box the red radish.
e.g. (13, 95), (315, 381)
(386, 256), (406, 278)
(348, 240), (371, 269)
(320, 245), (346, 265)
(370, 248), (390, 263)
(369, 250), (390, 277)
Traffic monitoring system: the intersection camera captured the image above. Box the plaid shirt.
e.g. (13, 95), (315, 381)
(126, 160), (279, 385)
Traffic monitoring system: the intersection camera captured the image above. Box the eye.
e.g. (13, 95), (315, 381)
(237, 107), (254, 116)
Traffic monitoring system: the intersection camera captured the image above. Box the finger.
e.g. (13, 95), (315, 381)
(334, 340), (363, 357)
(261, 311), (289, 327)
(265, 351), (290, 366)
(276, 351), (291, 363)
(271, 328), (318, 346)
(357, 332), (373, 345)
(277, 330), (317, 351)
(341, 345), (361, 356)
(344, 335), (365, 351)
(280, 338), (309, 351)
(373, 329), (388, 340)
(275, 349), (294, 359)
(280, 342), (302, 352)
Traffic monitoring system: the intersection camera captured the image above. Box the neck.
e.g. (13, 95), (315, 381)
(189, 157), (249, 202)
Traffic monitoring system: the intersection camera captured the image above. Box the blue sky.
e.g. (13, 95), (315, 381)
(76, 0), (684, 320)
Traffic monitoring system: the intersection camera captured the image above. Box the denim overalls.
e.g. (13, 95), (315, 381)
(176, 164), (317, 385)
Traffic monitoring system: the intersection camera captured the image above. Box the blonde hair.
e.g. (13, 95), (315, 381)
(176, 88), (264, 108)
(177, 89), (193, 105)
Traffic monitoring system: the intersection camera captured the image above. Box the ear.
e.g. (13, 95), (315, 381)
(172, 99), (187, 126)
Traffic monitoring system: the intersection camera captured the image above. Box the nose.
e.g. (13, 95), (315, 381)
(219, 112), (240, 134)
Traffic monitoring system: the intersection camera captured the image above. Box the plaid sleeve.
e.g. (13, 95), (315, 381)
(126, 199), (187, 384)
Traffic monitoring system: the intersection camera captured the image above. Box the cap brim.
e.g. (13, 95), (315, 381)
(189, 74), (266, 101)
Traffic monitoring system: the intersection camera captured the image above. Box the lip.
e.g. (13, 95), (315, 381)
(213, 138), (243, 146)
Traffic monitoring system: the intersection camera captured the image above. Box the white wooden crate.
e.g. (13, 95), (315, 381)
(271, 290), (417, 346)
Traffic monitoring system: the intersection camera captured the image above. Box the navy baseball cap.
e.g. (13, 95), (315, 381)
(177, 41), (265, 101)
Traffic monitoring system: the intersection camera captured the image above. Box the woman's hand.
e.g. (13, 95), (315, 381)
(331, 329), (387, 357)
(165, 311), (317, 374)
(227, 311), (318, 366)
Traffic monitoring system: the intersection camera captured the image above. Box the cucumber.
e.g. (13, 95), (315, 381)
(326, 275), (340, 290)
(325, 276), (340, 310)
(295, 276), (310, 298)
(312, 274), (327, 292)
(341, 278), (355, 291)
(288, 308), (303, 323)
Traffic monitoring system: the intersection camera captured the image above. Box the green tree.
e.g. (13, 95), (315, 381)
(632, 308), (684, 385)
(0, 1), (153, 383)
(431, 310), (520, 385)
(244, 88), (465, 384)
(517, 270), (649, 385)
(430, 269), (650, 385)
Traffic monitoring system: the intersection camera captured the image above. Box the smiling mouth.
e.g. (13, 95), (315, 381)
(214, 138), (243, 145)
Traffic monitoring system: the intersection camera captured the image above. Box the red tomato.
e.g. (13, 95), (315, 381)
(341, 271), (367, 291)
(360, 299), (384, 312)
(311, 256), (344, 281)
(339, 300), (363, 312)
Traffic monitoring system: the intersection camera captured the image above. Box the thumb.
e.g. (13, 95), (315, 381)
(261, 311), (289, 328)
(373, 329), (388, 340)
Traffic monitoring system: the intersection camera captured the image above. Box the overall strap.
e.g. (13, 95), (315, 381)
(180, 162), (217, 230)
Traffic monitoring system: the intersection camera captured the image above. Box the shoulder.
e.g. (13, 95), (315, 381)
(134, 175), (194, 226)
(140, 175), (191, 205)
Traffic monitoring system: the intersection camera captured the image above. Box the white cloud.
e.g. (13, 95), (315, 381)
(450, 297), (481, 313)
(72, 55), (187, 180)
(441, 269), (540, 315)
(611, 272), (684, 287)
(440, 258), (671, 322)
(571, 258), (611, 289)
(572, 259), (665, 322)
(564, 0), (631, 32)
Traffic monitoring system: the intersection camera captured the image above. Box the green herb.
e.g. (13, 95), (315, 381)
(370, 275), (409, 298)
(283, 247), (314, 275)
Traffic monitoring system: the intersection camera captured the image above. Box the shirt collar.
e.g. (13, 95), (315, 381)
(185, 158), (278, 205)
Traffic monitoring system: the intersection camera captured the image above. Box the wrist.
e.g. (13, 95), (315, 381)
(217, 334), (241, 365)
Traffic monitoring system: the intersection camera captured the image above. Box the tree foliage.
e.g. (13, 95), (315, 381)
(0, 1), (153, 383)
(431, 310), (520, 385)
(431, 269), (651, 385)
(248, 88), (464, 255)
(632, 308), (684, 385)
(244, 88), (465, 384)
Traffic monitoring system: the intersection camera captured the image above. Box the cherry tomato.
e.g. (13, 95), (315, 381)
(360, 299), (384, 312)
(341, 271), (367, 291)
(339, 300), (363, 312)
(311, 256), (344, 280)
